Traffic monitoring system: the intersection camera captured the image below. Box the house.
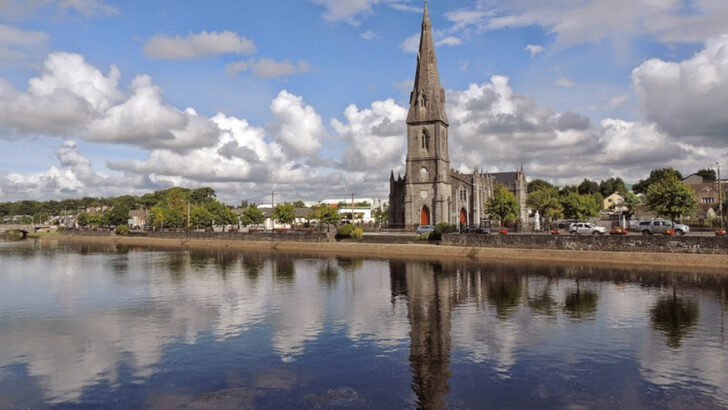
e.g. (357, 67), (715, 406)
(682, 174), (726, 217)
(128, 210), (150, 229)
(603, 192), (627, 212)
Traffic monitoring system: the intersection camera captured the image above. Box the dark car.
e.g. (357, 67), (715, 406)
(463, 224), (491, 234)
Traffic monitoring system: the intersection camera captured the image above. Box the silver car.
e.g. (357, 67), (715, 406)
(637, 219), (690, 236)
(416, 225), (435, 235)
(569, 222), (607, 235)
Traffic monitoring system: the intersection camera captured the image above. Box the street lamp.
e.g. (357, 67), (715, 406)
(717, 162), (724, 230)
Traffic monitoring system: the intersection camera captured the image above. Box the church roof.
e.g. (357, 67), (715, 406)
(491, 172), (520, 185)
(406, 1), (448, 125)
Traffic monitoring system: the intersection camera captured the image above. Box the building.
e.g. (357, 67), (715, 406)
(128, 210), (150, 229)
(603, 192), (627, 212)
(682, 174), (726, 218)
(389, 5), (527, 228)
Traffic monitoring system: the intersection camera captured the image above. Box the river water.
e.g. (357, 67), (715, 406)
(1, 240), (727, 409)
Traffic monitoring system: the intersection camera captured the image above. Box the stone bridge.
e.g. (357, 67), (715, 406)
(0, 224), (40, 238)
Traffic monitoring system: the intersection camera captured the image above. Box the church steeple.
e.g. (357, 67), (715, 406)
(407, 1), (448, 125)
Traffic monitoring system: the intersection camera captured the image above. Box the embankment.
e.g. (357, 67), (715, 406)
(40, 232), (728, 270)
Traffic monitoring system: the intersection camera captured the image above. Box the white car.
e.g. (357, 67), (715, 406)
(569, 222), (607, 235)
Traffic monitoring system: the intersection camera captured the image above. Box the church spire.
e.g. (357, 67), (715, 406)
(407, 0), (448, 125)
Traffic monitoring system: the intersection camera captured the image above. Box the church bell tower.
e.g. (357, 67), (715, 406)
(403, 2), (451, 227)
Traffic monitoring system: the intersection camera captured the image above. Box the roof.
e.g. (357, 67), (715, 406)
(129, 210), (149, 218)
(491, 172), (519, 185)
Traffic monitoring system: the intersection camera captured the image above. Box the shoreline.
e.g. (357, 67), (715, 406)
(39, 234), (728, 271)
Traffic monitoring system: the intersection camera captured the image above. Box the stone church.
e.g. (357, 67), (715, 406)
(389, 3), (528, 228)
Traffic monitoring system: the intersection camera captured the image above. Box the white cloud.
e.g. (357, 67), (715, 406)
(267, 90), (326, 157)
(632, 35), (728, 146)
(143, 30), (256, 60)
(58, 0), (117, 16)
(360, 30), (376, 40)
(525, 44), (544, 58)
(399, 32), (420, 53)
(0, 24), (49, 61)
(555, 77), (576, 88)
(226, 58), (313, 79)
(0, 52), (220, 152)
(0, 0), (117, 19)
(436, 36), (463, 47)
(331, 98), (407, 172)
(482, 0), (728, 46)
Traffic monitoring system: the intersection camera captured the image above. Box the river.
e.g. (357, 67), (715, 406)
(1, 240), (727, 408)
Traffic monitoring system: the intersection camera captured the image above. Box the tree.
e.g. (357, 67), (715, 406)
(77, 212), (89, 227)
(190, 187), (216, 203)
(148, 205), (169, 229)
(272, 203), (296, 225)
(241, 204), (265, 226)
(577, 179), (599, 195)
(526, 188), (563, 224)
(373, 206), (389, 225)
(102, 205), (130, 227)
(599, 177), (627, 197)
(696, 168), (717, 182)
(318, 206), (341, 226)
(205, 201), (236, 226)
(190, 204), (212, 229)
(623, 192), (641, 217)
(486, 185), (520, 227)
(646, 174), (697, 222)
(561, 192), (600, 220)
(527, 179), (554, 193)
(292, 200), (306, 208)
(634, 168), (683, 194)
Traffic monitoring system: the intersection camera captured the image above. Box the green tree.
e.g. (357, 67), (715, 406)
(599, 177), (627, 197)
(241, 204), (265, 226)
(486, 185), (521, 227)
(577, 179), (599, 195)
(623, 192), (641, 217)
(634, 168), (683, 194)
(148, 205), (169, 229)
(292, 200), (306, 208)
(102, 205), (130, 227)
(646, 174), (697, 222)
(373, 206), (389, 225)
(527, 188), (563, 224)
(77, 212), (89, 227)
(561, 192), (600, 220)
(32, 211), (48, 224)
(190, 204), (212, 229)
(190, 187), (216, 203)
(272, 203), (296, 225)
(696, 168), (717, 182)
(527, 179), (554, 193)
(205, 201), (236, 226)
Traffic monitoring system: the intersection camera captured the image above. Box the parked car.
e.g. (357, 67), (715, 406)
(569, 222), (607, 235)
(416, 225), (435, 235)
(637, 219), (689, 236)
(463, 224), (491, 234)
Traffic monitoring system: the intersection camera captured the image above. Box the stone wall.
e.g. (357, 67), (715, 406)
(62, 229), (114, 237)
(442, 233), (728, 255)
(145, 231), (330, 242)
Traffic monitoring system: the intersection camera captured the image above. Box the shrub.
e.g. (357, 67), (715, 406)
(337, 224), (355, 237)
(430, 222), (454, 240)
(351, 227), (364, 239)
(115, 225), (130, 236)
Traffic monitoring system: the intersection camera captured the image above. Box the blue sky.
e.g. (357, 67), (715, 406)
(0, 0), (727, 203)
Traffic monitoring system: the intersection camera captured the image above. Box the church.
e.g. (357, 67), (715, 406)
(389, 3), (528, 229)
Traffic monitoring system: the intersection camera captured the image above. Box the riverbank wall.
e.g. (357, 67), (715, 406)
(42, 233), (728, 270)
(442, 233), (728, 255)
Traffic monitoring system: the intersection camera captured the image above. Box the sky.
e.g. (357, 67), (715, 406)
(0, 0), (727, 204)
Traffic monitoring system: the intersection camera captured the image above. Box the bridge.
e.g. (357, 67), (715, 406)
(0, 224), (41, 238)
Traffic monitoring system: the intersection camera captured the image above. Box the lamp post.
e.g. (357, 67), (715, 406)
(718, 162), (724, 230)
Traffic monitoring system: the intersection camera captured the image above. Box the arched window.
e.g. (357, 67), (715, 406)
(421, 129), (430, 151)
(459, 186), (467, 202)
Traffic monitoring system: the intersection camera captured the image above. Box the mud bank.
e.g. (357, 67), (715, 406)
(40, 234), (728, 270)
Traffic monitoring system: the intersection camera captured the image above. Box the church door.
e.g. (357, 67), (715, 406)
(421, 206), (430, 226)
(459, 208), (467, 225)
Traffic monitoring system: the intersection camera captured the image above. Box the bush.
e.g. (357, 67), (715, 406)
(337, 224), (354, 237)
(430, 222), (454, 240)
(115, 225), (130, 236)
(351, 227), (364, 239)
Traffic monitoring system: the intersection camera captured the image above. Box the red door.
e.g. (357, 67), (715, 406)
(420, 206), (430, 225)
(459, 209), (467, 225)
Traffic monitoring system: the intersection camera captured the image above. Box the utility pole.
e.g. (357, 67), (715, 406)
(270, 190), (276, 232)
(187, 201), (191, 231)
(718, 161), (724, 230)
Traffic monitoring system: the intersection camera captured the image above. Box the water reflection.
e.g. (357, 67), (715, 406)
(650, 288), (700, 348)
(1, 241), (727, 408)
